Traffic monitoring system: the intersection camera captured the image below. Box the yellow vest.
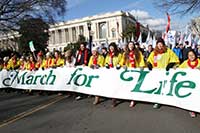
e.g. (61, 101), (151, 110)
(120, 51), (145, 68)
(8, 59), (20, 70)
(53, 57), (64, 67)
(88, 55), (104, 67)
(43, 58), (54, 69)
(179, 59), (200, 68)
(105, 53), (122, 67)
(147, 48), (179, 68)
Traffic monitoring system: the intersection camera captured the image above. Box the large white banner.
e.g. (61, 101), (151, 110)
(0, 67), (200, 113)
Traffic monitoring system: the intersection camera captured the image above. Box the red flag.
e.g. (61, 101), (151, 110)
(166, 13), (170, 33)
(136, 21), (140, 40)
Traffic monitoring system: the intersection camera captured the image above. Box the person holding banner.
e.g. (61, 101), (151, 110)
(19, 56), (27, 70)
(53, 51), (64, 68)
(65, 49), (76, 67)
(35, 51), (44, 70)
(43, 52), (54, 69)
(24, 55), (36, 94)
(179, 49), (200, 118)
(88, 46), (104, 105)
(26, 55), (35, 71)
(3, 56), (10, 70)
(120, 41), (145, 107)
(105, 42), (122, 107)
(0, 58), (3, 71)
(8, 53), (20, 70)
(75, 42), (91, 66)
(147, 37), (179, 109)
(75, 42), (91, 100)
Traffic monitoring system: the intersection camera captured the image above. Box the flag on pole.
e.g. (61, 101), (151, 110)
(179, 32), (185, 44)
(167, 30), (176, 48)
(137, 32), (142, 44)
(166, 13), (170, 33)
(136, 21), (140, 41)
(29, 41), (35, 52)
(145, 31), (150, 46)
(131, 33), (134, 41)
(152, 35), (156, 48)
(186, 33), (192, 47)
(198, 37), (200, 45)
(164, 32), (168, 45)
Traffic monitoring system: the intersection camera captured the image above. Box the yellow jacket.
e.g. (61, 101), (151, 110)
(147, 48), (179, 68)
(25, 61), (35, 71)
(88, 55), (104, 67)
(8, 59), (20, 70)
(179, 59), (200, 68)
(104, 53), (122, 67)
(0, 64), (3, 70)
(43, 58), (54, 69)
(53, 57), (64, 67)
(3, 63), (10, 70)
(120, 51), (145, 68)
(35, 60), (45, 69)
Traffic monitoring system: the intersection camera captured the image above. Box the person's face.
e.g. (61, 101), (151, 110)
(179, 45), (183, 49)
(157, 42), (164, 50)
(128, 43), (134, 51)
(92, 50), (97, 56)
(30, 56), (34, 62)
(55, 52), (59, 58)
(109, 46), (114, 52)
(148, 45), (152, 51)
(80, 44), (85, 51)
(188, 51), (196, 61)
(102, 49), (106, 53)
(46, 54), (50, 59)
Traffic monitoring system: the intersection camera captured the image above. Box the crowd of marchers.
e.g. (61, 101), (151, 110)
(1, 37), (200, 118)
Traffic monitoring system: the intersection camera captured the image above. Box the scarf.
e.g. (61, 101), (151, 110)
(13, 58), (17, 66)
(109, 52), (114, 68)
(3, 63), (8, 69)
(55, 57), (59, 65)
(20, 62), (25, 70)
(77, 49), (88, 65)
(93, 55), (98, 65)
(30, 61), (35, 70)
(187, 59), (198, 69)
(46, 58), (52, 68)
(153, 50), (164, 67)
(129, 51), (135, 68)
(36, 60), (42, 68)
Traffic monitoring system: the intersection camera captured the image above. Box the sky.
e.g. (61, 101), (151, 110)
(59, 0), (199, 32)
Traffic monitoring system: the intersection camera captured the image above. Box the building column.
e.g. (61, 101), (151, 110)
(55, 30), (59, 44)
(107, 21), (110, 38)
(76, 26), (79, 41)
(68, 28), (72, 42)
(62, 29), (66, 44)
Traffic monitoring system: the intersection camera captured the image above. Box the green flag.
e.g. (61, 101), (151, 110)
(29, 41), (35, 52)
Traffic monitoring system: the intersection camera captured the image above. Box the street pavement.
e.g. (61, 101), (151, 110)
(0, 89), (200, 133)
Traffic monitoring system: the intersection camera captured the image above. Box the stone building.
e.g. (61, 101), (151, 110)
(0, 10), (148, 52)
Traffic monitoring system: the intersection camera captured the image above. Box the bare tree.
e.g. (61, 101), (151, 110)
(155, 0), (200, 15)
(0, 0), (67, 33)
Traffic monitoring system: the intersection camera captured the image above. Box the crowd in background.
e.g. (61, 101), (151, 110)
(0, 37), (200, 118)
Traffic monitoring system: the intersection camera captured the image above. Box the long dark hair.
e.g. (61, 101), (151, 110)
(154, 37), (167, 54)
(108, 42), (120, 56)
(124, 41), (141, 62)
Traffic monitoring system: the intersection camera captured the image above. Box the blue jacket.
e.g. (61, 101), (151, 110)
(173, 47), (182, 59)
